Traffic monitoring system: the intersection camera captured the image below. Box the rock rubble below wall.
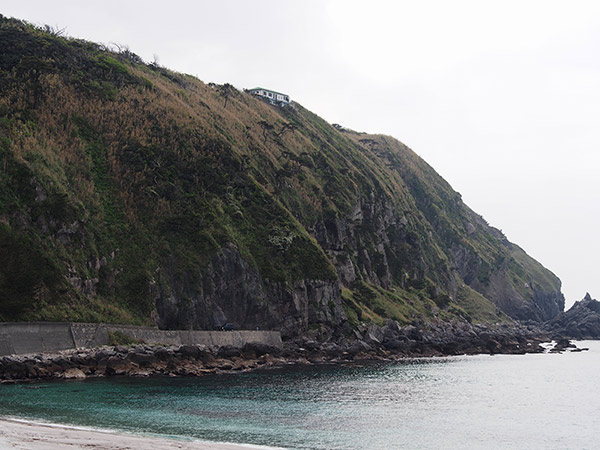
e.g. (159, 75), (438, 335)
(0, 342), (283, 381)
(1, 319), (570, 383)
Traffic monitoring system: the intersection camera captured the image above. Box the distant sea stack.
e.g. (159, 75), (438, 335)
(0, 15), (564, 340)
(545, 294), (600, 339)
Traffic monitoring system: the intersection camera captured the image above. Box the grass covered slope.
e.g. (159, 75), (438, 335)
(0, 16), (563, 337)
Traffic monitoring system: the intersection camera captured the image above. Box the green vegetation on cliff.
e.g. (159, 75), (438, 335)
(0, 16), (564, 336)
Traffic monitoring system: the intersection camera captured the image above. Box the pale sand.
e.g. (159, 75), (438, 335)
(0, 418), (280, 450)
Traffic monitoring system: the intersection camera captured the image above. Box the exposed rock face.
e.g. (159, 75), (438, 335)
(467, 267), (564, 322)
(545, 293), (600, 339)
(314, 192), (564, 324)
(449, 218), (564, 323)
(154, 244), (345, 339)
(531, 287), (565, 321)
(313, 196), (428, 291)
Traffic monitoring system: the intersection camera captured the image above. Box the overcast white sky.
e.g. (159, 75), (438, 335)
(3, 1), (599, 308)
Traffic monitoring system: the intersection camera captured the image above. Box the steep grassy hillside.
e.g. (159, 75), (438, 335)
(0, 16), (563, 338)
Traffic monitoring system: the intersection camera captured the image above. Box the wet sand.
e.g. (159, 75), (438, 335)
(0, 417), (273, 450)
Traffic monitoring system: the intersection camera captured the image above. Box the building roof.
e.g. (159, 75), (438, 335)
(249, 87), (289, 97)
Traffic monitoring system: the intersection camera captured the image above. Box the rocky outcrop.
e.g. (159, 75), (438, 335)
(450, 239), (564, 323)
(314, 196), (398, 290)
(472, 268), (563, 322)
(313, 195), (446, 294)
(545, 293), (600, 339)
(314, 193), (564, 326)
(154, 244), (270, 331)
(287, 318), (551, 360)
(531, 286), (565, 321)
(154, 244), (345, 339)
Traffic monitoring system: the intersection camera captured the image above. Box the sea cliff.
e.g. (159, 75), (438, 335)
(0, 15), (564, 341)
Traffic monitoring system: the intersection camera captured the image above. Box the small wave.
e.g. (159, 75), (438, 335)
(1, 416), (290, 450)
(1, 416), (127, 435)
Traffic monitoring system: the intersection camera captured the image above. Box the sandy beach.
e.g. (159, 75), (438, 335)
(0, 417), (274, 450)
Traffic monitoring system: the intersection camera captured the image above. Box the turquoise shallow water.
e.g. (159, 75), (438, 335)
(1, 341), (599, 449)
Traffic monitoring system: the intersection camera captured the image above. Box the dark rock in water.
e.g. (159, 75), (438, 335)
(486, 339), (502, 354)
(545, 293), (600, 339)
(549, 338), (589, 353)
(550, 338), (573, 353)
(556, 338), (574, 348)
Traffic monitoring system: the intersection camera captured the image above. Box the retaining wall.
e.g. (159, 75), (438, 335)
(0, 322), (75, 356)
(0, 322), (282, 356)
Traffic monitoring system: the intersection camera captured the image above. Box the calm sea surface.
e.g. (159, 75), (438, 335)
(1, 341), (599, 450)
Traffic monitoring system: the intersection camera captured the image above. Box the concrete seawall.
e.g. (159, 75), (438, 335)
(0, 322), (282, 356)
(0, 322), (75, 356)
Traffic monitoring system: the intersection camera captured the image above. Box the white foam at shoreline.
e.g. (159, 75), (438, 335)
(0, 416), (289, 450)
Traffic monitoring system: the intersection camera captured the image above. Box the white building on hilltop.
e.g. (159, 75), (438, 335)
(248, 87), (290, 105)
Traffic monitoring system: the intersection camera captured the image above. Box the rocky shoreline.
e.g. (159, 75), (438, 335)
(0, 319), (585, 383)
(544, 293), (600, 339)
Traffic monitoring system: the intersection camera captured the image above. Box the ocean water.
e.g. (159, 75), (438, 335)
(1, 341), (599, 450)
